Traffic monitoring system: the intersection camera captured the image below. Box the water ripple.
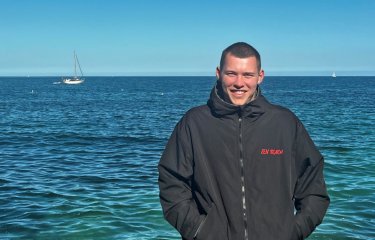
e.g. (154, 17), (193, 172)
(1, 76), (374, 239)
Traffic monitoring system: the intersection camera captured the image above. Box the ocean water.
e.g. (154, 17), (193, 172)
(0, 76), (374, 240)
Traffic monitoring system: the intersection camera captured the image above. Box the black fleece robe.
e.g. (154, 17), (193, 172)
(158, 82), (330, 240)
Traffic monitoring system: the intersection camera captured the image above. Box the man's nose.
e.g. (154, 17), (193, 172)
(233, 75), (245, 87)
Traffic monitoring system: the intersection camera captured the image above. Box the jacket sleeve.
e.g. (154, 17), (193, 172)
(293, 121), (330, 239)
(158, 118), (205, 240)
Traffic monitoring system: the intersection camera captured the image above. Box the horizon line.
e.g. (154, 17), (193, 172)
(0, 75), (374, 78)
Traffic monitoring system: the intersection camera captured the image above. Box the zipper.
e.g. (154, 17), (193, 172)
(238, 113), (249, 240)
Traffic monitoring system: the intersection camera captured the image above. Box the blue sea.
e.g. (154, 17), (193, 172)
(0, 76), (374, 239)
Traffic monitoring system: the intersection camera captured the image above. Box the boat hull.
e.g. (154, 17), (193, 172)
(63, 78), (84, 84)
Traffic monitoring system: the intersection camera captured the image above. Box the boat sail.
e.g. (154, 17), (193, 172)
(63, 51), (85, 84)
(331, 72), (336, 78)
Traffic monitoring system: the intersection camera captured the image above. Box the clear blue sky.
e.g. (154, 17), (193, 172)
(1, 0), (374, 76)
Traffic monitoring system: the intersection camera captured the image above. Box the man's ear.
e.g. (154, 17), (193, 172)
(257, 69), (265, 84)
(216, 67), (221, 80)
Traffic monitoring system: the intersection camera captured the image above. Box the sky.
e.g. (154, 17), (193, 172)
(0, 0), (374, 76)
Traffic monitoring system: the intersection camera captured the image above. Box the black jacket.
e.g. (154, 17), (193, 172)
(158, 83), (330, 240)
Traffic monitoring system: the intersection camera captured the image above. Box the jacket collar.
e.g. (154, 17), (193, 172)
(207, 80), (268, 119)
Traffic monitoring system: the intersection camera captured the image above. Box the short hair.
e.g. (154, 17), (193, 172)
(219, 42), (261, 71)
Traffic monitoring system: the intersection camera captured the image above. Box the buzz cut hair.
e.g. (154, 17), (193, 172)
(219, 42), (261, 71)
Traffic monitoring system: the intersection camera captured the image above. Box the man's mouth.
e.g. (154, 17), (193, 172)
(230, 89), (247, 96)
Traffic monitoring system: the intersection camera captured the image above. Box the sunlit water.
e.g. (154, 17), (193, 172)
(0, 76), (374, 239)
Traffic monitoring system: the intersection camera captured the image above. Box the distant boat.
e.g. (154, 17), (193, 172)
(332, 72), (337, 78)
(63, 51), (85, 84)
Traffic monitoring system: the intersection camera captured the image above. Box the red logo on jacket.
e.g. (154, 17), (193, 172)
(261, 148), (284, 155)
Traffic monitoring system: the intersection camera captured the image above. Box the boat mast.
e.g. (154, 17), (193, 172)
(76, 53), (84, 77)
(74, 50), (77, 78)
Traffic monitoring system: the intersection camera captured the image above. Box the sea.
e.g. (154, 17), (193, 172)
(0, 76), (374, 240)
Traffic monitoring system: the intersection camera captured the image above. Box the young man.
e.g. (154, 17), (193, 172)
(158, 42), (330, 240)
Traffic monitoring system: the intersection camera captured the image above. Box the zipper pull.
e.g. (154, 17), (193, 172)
(238, 108), (243, 122)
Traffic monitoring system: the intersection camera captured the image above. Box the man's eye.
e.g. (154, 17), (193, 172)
(244, 74), (256, 78)
(226, 72), (236, 76)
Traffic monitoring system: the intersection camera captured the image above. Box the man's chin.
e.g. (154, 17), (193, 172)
(230, 99), (247, 106)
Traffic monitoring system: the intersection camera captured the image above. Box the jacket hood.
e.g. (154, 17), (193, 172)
(207, 80), (267, 119)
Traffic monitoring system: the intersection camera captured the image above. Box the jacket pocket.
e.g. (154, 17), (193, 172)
(194, 203), (228, 240)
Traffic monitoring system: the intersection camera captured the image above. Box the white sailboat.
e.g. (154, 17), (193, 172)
(63, 51), (85, 84)
(331, 72), (336, 78)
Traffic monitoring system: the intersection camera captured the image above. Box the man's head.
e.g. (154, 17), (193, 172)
(219, 42), (262, 71)
(216, 42), (264, 106)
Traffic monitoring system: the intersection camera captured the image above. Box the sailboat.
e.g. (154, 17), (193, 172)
(331, 72), (337, 78)
(63, 51), (85, 84)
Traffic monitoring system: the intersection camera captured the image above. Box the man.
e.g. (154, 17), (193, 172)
(158, 42), (330, 240)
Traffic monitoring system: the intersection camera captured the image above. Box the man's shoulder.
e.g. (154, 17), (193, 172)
(264, 99), (299, 122)
(184, 104), (210, 119)
(268, 102), (294, 114)
(175, 104), (211, 130)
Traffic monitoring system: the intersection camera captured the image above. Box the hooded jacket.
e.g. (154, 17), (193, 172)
(158, 82), (330, 240)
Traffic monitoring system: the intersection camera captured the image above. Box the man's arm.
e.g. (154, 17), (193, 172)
(294, 121), (330, 239)
(158, 120), (205, 240)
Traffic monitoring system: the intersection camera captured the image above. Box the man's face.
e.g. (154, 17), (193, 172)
(216, 54), (264, 106)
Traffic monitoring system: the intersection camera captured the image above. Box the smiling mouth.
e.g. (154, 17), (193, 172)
(230, 89), (247, 96)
